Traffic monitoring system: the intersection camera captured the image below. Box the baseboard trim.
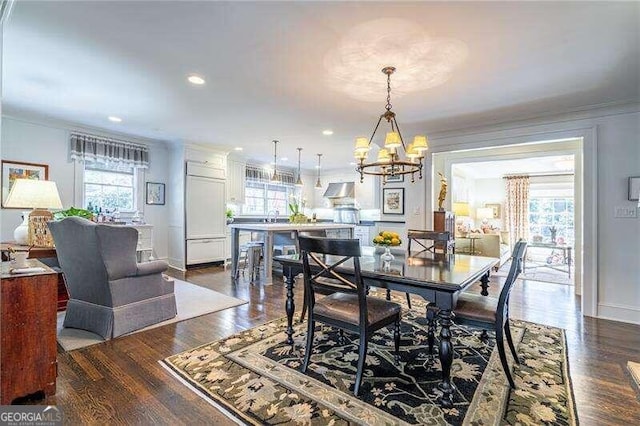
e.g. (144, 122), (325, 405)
(598, 303), (640, 325)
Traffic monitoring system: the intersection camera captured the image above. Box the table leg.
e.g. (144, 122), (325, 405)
(437, 309), (455, 408)
(231, 228), (240, 279)
(262, 231), (274, 285)
(480, 271), (490, 296)
(284, 267), (296, 345)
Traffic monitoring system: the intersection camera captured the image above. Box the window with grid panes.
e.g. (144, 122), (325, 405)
(84, 163), (136, 212)
(528, 197), (574, 244)
(241, 181), (299, 216)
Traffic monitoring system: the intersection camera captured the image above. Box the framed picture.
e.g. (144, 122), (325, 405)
(382, 187), (404, 215)
(485, 203), (502, 218)
(386, 173), (404, 183)
(146, 182), (165, 205)
(629, 176), (640, 201)
(1, 160), (49, 208)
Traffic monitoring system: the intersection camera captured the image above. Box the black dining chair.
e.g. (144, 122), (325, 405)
(453, 239), (528, 389)
(298, 236), (402, 396)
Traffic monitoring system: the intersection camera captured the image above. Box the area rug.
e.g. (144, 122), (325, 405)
(628, 361), (640, 399)
(496, 259), (573, 286)
(161, 296), (578, 425)
(57, 279), (247, 351)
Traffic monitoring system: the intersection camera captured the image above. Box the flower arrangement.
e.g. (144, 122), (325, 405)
(373, 231), (402, 247)
(288, 195), (308, 224)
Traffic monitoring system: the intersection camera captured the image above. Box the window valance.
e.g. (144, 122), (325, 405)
(70, 133), (149, 169)
(246, 164), (295, 186)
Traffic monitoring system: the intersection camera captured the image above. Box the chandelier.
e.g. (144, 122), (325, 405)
(353, 67), (429, 184)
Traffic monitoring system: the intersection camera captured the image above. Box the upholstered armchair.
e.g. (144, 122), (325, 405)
(49, 217), (177, 339)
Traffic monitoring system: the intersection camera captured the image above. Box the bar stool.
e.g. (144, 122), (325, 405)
(235, 241), (264, 281)
(273, 244), (297, 256)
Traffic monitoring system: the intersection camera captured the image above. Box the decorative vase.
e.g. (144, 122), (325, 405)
(381, 246), (395, 262)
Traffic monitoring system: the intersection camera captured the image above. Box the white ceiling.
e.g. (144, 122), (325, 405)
(453, 155), (575, 179)
(3, 1), (639, 170)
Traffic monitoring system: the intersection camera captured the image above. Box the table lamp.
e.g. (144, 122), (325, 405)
(452, 202), (470, 236)
(4, 179), (63, 245)
(476, 207), (495, 233)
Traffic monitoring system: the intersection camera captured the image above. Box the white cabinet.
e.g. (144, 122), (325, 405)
(355, 174), (376, 209)
(187, 239), (226, 264)
(226, 160), (246, 203)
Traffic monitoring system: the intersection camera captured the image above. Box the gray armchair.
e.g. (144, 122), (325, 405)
(49, 217), (177, 339)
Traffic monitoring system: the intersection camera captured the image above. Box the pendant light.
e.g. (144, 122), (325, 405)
(295, 147), (304, 187)
(315, 153), (323, 189)
(271, 140), (279, 182)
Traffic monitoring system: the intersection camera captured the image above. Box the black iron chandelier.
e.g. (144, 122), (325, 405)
(353, 67), (429, 184)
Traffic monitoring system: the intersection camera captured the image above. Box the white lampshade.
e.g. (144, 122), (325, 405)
(412, 135), (429, 152)
(377, 148), (391, 163)
(384, 132), (402, 149)
(354, 137), (370, 153)
(4, 179), (63, 209)
(477, 207), (494, 220)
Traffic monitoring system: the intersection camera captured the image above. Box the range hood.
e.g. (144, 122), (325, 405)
(323, 182), (355, 199)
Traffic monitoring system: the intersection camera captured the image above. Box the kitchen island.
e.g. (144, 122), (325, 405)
(229, 222), (355, 284)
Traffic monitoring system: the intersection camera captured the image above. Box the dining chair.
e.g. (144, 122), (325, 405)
(453, 239), (528, 389)
(298, 236), (402, 396)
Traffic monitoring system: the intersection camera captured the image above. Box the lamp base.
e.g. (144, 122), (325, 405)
(13, 211), (30, 245)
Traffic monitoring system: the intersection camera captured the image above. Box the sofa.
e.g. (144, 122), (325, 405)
(49, 217), (177, 339)
(455, 231), (511, 270)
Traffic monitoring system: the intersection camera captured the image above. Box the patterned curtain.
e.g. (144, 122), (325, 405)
(70, 133), (149, 169)
(504, 175), (530, 248)
(246, 164), (295, 186)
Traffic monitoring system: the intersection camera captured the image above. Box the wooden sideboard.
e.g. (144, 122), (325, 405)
(1, 259), (57, 404)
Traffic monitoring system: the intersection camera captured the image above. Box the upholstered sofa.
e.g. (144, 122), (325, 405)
(49, 217), (177, 339)
(456, 232), (511, 269)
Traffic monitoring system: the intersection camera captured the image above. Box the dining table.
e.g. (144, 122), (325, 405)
(274, 247), (499, 408)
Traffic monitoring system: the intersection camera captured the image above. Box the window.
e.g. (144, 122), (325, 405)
(241, 181), (299, 216)
(84, 163), (136, 212)
(528, 197), (574, 244)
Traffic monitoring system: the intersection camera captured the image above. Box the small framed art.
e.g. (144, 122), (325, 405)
(1, 160), (49, 208)
(146, 182), (165, 205)
(382, 187), (404, 215)
(629, 177), (640, 201)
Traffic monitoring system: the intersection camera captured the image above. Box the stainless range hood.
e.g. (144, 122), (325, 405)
(323, 182), (355, 199)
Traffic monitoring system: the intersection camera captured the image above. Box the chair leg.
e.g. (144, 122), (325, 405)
(480, 329), (489, 342)
(496, 326), (516, 389)
(354, 331), (368, 396)
(338, 329), (346, 345)
(386, 289), (391, 300)
(504, 320), (520, 364)
(405, 293), (412, 309)
(302, 319), (315, 373)
(394, 318), (401, 365)
(299, 285), (307, 323)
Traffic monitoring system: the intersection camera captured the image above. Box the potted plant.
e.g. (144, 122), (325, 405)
(288, 196), (308, 224)
(226, 209), (234, 224)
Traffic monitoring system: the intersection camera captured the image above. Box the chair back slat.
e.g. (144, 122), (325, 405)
(407, 229), (452, 253)
(497, 240), (528, 324)
(299, 236), (367, 324)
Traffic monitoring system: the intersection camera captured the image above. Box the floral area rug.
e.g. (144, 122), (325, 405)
(161, 296), (578, 425)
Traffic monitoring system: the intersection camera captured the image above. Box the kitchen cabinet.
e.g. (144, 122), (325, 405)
(226, 159), (246, 203)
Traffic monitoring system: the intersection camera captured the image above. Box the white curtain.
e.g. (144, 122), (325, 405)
(504, 175), (530, 248)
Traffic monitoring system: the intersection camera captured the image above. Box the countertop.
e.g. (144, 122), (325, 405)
(229, 223), (355, 231)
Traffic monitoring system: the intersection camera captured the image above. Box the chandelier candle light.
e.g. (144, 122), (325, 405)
(354, 67), (429, 184)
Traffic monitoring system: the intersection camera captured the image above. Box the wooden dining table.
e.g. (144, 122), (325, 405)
(274, 247), (499, 407)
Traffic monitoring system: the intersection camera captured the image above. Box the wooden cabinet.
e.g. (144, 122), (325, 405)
(226, 160), (246, 203)
(1, 260), (57, 404)
(433, 211), (456, 252)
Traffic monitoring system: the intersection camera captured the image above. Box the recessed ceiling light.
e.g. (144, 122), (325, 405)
(322, 129), (334, 136)
(234, 147), (243, 151)
(280, 157), (288, 161)
(108, 116), (122, 123)
(187, 74), (206, 85)
(349, 162), (356, 166)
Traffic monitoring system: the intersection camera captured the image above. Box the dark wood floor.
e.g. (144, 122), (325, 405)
(40, 266), (640, 425)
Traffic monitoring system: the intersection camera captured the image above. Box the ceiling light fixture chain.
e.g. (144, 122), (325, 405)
(315, 153), (323, 189)
(353, 66), (429, 185)
(271, 140), (279, 182)
(295, 147), (304, 187)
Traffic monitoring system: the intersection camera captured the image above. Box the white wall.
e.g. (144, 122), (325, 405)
(0, 116), (172, 259)
(421, 104), (640, 324)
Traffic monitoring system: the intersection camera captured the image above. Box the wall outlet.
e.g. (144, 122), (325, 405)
(614, 206), (637, 218)
(413, 206), (421, 216)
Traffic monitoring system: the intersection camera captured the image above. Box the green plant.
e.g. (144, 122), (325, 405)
(53, 207), (94, 221)
(226, 209), (234, 219)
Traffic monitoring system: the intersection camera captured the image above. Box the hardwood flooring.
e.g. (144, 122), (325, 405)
(35, 266), (640, 425)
